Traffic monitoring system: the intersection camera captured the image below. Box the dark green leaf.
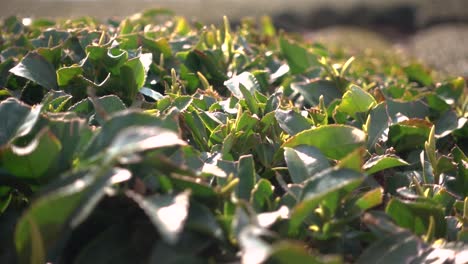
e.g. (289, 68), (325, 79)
(236, 155), (256, 201)
(9, 52), (58, 90)
(15, 168), (131, 263)
(386, 98), (430, 121)
(289, 168), (364, 233)
(284, 146), (330, 183)
(436, 77), (465, 105)
(356, 231), (428, 264)
(435, 110), (467, 138)
(292, 80), (341, 106)
(275, 109), (312, 136)
(81, 110), (178, 158)
(365, 102), (390, 151)
(404, 63), (433, 87)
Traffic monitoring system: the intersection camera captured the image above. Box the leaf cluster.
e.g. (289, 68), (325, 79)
(0, 10), (467, 263)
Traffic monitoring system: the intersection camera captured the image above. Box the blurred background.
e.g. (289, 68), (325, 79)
(2, 0), (468, 76)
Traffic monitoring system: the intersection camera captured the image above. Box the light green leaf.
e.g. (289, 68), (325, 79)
(364, 155), (409, 174)
(283, 125), (366, 160)
(140, 87), (164, 101)
(251, 179), (274, 210)
(279, 36), (318, 74)
(355, 188), (383, 211)
(337, 85), (376, 118)
(2, 128), (61, 180)
(386, 198), (446, 238)
(56, 65), (83, 86)
(404, 63), (433, 87)
(388, 119), (432, 152)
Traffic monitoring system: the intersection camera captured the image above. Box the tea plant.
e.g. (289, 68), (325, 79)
(0, 10), (466, 263)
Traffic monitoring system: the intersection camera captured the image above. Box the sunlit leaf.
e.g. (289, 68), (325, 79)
(284, 146), (330, 183)
(283, 125), (366, 160)
(127, 190), (190, 244)
(364, 155), (409, 174)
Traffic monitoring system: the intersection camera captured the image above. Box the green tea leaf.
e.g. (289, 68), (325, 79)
(81, 111), (178, 158)
(337, 85), (376, 118)
(2, 128), (61, 180)
(292, 80), (342, 106)
(284, 146), (330, 183)
(280, 35), (317, 74)
(364, 155), (409, 174)
(236, 155), (256, 201)
(56, 65), (83, 86)
(404, 63), (433, 87)
(436, 77), (465, 105)
(386, 198), (446, 238)
(283, 125), (366, 160)
(126, 190), (190, 244)
(435, 110), (467, 138)
(251, 179), (274, 210)
(356, 231), (428, 264)
(289, 168), (364, 233)
(0, 98), (41, 147)
(355, 188), (383, 211)
(9, 52), (58, 90)
(275, 109), (312, 136)
(107, 126), (186, 160)
(365, 102), (390, 151)
(15, 168), (130, 263)
(224, 72), (260, 99)
(388, 119), (432, 152)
